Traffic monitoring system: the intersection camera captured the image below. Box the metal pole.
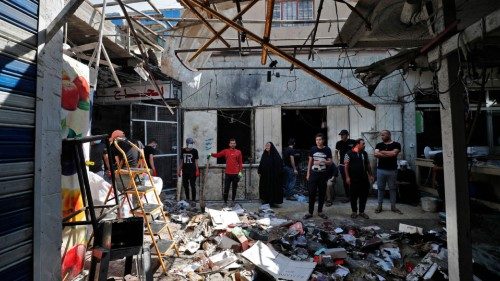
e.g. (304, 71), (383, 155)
(308, 0), (324, 60)
(90, 0), (107, 88)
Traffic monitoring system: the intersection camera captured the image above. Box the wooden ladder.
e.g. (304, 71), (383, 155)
(112, 138), (180, 274)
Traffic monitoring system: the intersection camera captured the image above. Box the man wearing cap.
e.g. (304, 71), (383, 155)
(178, 138), (200, 203)
(211, 138), (243, 207)
(374, 130), (402, 214)
(335, 130), (356, 204)
(109, 130), (139, 168)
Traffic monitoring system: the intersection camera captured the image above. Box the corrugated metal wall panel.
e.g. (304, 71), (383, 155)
(0, 0), (38, 278)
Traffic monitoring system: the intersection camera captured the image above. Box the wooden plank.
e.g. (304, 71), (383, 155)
(255, 107), (281, 161)
(326, 105), (349, 152)
(270, 106), (282, 155)
(45, 0), (85, 42)
(254, 108), (264, 162)
(68, 42), (98, 53)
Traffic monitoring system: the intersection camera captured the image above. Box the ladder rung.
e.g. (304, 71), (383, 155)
(152, 239), (175, 256)
(147, 221), (168, 235)
(124, 185), (155, 194)
(117, 168), (149, 175)
(131, 203), (161, 215)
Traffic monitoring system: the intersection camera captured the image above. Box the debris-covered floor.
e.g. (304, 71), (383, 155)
(86, 194), (500, 281)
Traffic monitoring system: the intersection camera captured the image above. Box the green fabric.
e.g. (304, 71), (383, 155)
(415, 110), (424, 134)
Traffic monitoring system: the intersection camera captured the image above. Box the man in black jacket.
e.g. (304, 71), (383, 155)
(344, 138), (373, 219)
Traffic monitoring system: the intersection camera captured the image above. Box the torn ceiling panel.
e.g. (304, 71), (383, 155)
(335, 0), (434, 48)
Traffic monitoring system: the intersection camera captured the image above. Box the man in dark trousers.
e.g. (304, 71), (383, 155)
(144, 139), (158, 176)
(178, 138), (200, 203)
(211, 138), (243, 207)
(283, 138), (300, 200)
(344, 139), (373, 219)
(396, 160), (419, 206)
(304, 133), (332, 220)
(335, 130), (356, 203)
(374, 130), (402, 214)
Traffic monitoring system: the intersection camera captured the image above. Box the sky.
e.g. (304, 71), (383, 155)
(89, 0), (182, 15)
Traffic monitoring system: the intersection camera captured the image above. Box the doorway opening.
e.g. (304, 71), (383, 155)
(216, 109), (252, 164)
(282, 108), (327, 190)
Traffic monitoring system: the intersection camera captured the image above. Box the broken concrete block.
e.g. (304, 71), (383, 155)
(323, 248), (348, 259)
(399, 223), (423, 235)
(241, 241), (316, 281)
(215, 235), (240, 250)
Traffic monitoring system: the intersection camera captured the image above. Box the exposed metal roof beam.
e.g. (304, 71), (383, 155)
(188, 0), (259, 62)
(105, 15), (347, 24)
(184, 0), (375, 110)
(428, 7), (500, 63)
(123, 3), (172, 29)
(175, 44), (346, 53)
(180, 0), (231, 48)
(196, 66), (357, 70)
(261, 0), (275, 65)
(308, 0), (324, 60)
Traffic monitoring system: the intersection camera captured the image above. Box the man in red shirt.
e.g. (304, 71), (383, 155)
(211, 138), (243, 206)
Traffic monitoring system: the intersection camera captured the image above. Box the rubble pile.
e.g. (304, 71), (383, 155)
(163, 201), (449, 281)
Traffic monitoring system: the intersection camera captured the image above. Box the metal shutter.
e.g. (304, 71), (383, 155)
(0, 0), (38, 280)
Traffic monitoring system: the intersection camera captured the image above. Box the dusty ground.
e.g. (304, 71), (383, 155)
(80, 197), (500, 280)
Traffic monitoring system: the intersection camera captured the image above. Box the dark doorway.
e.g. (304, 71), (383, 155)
(92, 104), (130, 136)
(282, 108), (328, 150)
(282, 108), (327, 191)
(216, 110), (252, 164)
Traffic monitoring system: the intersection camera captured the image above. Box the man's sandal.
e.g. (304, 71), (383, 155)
(391, 208), (403, 215)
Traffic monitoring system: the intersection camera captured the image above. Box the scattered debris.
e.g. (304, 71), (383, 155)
(159, 199), (451, 280)
(242, 241), (316, 281)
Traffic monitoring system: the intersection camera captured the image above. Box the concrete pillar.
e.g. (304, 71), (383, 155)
(34, 0), (64, 280)
(437, 2), (472, 279)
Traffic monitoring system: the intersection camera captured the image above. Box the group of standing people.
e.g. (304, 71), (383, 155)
(97, 127), (405, 220)
(310, 129), (403, 219)
(189, 128), (404, 220)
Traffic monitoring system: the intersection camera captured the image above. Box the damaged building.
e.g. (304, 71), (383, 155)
(0, 0), (500, 280)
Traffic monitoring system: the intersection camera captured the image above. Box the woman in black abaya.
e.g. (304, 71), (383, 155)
(258, 142), (284, 206)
